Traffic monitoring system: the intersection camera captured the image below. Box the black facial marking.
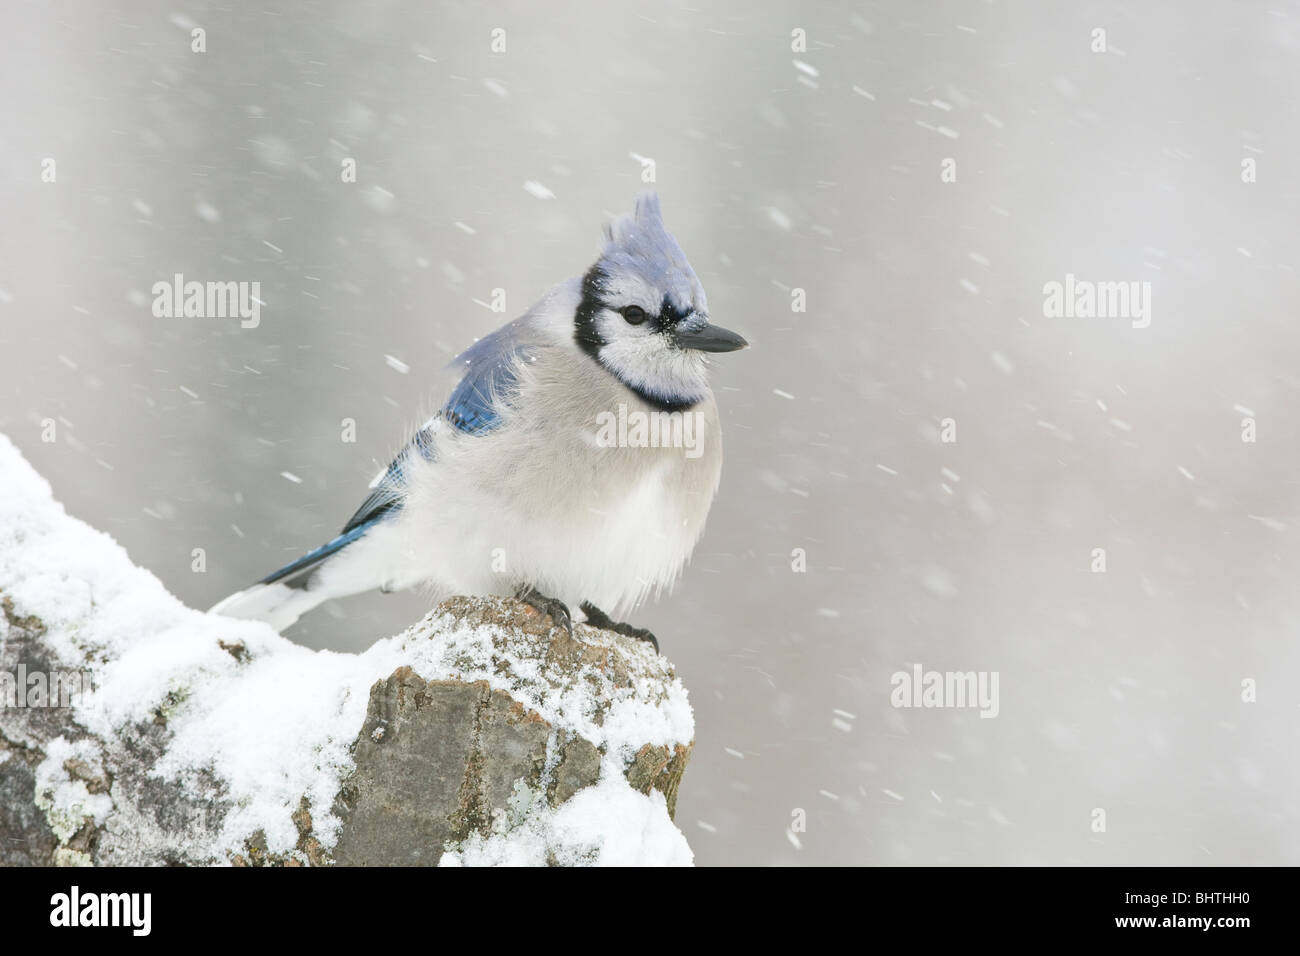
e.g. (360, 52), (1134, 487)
(572, 261), (701, 413)
(573, 263), (608, 359)
(659, 293), (692, 327)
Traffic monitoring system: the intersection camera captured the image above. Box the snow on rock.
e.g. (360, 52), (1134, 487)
(0, 434), (694, 866)
(440, 757), (692, 867)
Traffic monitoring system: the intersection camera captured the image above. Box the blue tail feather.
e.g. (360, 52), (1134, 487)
(260, 521), (376, 590)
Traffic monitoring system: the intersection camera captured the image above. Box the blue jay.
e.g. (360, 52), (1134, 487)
(211, 193), (746, 649)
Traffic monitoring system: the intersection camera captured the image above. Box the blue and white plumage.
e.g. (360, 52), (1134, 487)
(210, 193), (747, 645)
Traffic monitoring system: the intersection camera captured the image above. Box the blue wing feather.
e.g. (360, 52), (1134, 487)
(259, 322), (538, 590)
(339, 324), (533, 534)
(442, 320), (536, 435)
(339, 422), (438, 534)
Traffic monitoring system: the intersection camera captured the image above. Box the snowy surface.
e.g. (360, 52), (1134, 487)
(441, 756), (692, 867)
(0, 433), (693, 864)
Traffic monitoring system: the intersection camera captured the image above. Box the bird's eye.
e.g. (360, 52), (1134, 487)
(620, 305), (648, 325)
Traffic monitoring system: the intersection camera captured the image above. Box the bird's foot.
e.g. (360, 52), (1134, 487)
(516, 585), (572, 634)
(580, 602), (659, 653)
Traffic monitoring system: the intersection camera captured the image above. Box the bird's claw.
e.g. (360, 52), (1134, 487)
(517, 586), (572, 634)
(580, 601), (659, 653)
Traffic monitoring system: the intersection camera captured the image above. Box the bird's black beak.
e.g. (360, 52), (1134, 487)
(671, 320), (749, 353)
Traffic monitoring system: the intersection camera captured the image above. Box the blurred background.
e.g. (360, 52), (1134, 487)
(3, 0), (1299, 865)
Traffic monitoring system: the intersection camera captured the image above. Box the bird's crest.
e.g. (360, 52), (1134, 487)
(597, 192), (699, 304)
(603, 191), (666, 245)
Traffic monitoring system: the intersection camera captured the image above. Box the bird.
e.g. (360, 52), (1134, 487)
(210, 192), (747, 650)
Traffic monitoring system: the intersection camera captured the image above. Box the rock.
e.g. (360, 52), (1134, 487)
(331, 602), (694, 865)
(0, 433), (695, 866)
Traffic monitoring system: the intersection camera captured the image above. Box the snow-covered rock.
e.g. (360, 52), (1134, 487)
(0, 434), (694, 866)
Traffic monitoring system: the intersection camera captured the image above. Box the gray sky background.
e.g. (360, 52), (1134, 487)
(3, 0), (1299, 865)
